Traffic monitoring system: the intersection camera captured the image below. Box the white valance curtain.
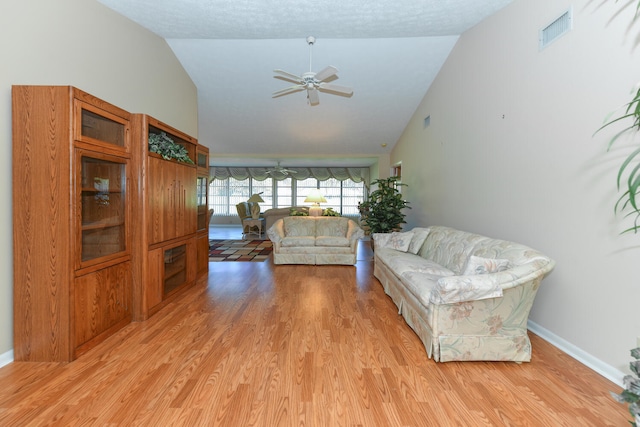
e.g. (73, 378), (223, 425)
(209, 166), (370, 186)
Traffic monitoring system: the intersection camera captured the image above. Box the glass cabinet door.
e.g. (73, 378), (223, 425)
(75, 101), (129, 150)
(78, 151), (128, 267)
(196, 176), (208, 231)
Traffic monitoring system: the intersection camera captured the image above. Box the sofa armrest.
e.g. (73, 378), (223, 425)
(346, 220), (364, 240)
(430, 259), (555, 304)
(346, 220), (365, 250)
(266, 219), (285, 249)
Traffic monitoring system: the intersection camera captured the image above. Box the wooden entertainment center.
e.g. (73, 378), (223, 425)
(12, 86), (209, 362)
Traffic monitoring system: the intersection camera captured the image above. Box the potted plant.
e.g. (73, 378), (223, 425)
(597, 3), (640, 424)
(359, 176), (410, 237)
(596, 1), (640, 234)
(611, 347), (640, 426)
(148, 131), (194, 164)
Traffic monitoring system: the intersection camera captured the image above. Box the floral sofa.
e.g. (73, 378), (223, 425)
(267, 216), (364, 265)
(373, 226), (555, 362)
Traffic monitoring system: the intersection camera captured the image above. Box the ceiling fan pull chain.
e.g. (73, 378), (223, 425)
(307, 35), (315, 72)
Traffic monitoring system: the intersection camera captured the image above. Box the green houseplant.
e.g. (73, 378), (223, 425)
(148, 132), (194, 164)
(610, 347), (640, 426)
(359, 176), (410, 234)
(597, 86), (640, 234)
(596, 1), (640, 234)
(598, 3), (640, 425)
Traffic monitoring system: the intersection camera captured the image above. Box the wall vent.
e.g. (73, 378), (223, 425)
(539, 8), (572, 50)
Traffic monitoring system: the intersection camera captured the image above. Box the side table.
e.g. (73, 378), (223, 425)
(242, 218), (265, 240)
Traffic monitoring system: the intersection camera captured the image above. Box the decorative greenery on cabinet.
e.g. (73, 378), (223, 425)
(148, 131), (194, 164)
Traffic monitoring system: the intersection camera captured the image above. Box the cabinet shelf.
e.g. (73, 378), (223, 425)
(81, 220), (125, 231)
(81, 188), (123, 194)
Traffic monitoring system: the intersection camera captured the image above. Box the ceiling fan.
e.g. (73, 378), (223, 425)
(272, 36), (354, 106)
(265, 161), (297, 176)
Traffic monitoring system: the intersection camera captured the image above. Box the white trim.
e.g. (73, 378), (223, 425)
(528, 320), (624, 387)
(0, 349), (14, 368)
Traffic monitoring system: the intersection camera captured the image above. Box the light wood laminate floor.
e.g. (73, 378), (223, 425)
(0, 229), (629, 426)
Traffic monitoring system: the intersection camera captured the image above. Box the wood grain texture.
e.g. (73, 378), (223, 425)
(13, 86), (135, 363)
(0, 245), (631, 425)
(12, 86), (73, 362)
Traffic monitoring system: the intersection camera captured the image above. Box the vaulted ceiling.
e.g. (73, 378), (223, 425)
(97, 0), (514, 168)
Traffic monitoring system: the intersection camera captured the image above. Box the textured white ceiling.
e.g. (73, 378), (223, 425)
(97, 0), (514, 167)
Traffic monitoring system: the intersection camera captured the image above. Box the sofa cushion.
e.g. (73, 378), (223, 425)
(283, 217), (316, 236)
(374, 231), (414, 252)
(463, 256), (510, 275)
(376, 248), (455, 277)
(316, 236), (350, 247)
(281, 236), (316, 247)
(408, 228), (429, 254)
(316, 217), (349, 237)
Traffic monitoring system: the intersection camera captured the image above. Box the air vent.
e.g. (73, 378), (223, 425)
(539, 8), (572, 50)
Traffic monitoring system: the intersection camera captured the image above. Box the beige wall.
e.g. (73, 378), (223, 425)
(392, 0), (640, 375)
(0, 0), (197, 355)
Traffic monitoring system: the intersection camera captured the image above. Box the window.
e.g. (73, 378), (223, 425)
(251, 178), (273, 208)
(339, 179), (364, 215)
(276, 178), (292, 207)
(210, 177), (275, 215)
(210, 176), (365, 217)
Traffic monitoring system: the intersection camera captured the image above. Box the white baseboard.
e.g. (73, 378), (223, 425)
(528, 320), (624, 387)
(0, 349), (14, 368)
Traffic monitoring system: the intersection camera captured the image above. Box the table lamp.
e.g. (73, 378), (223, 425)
(247, 193), (264, 219)
(304, 189), (327, 217)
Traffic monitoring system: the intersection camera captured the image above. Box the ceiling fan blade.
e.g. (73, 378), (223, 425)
(274, 69), (302, 82)
(314, 65), (338, 82)
(318, 83), (354, 96)
(307, 88), (319, 106)
(274, 75), (302, 84)
(272, 85), (304, 98)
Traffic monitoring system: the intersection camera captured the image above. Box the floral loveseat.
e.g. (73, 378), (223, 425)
(373, 226), (555, 362)
(267, 216), (364, 265)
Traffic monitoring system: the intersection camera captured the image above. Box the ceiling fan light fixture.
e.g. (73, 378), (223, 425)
(272, 36), (353, 106)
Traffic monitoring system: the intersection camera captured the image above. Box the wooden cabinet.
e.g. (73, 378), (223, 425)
(12, 86), (132, 362)
(12, 86), (203, 360)
(74, 262), (132, 355)
(147, 156), (197, 244)
(131, 114), (202, 320)
(196, 145), (210, 277)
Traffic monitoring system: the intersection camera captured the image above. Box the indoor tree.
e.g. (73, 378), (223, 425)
(358, 176), (410, 234)
(598, 2), (640, 425)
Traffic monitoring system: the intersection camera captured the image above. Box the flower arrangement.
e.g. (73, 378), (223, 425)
(322, 207), (340, 217)
(289, 207), (341, 216)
